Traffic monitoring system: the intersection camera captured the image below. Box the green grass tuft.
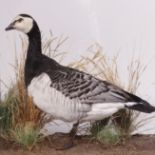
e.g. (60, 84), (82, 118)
(11, 122), (41, 150)
(92, 124), (121, 145)
(96, 126), (120, 145)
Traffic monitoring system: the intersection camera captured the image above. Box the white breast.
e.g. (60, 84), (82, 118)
(27, 73), (90, 122)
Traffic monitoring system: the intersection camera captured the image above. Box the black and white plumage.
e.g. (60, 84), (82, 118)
(5, 14), (155, 142)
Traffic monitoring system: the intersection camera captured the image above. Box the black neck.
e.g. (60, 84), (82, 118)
(24, 20), (61, 87)
(25, 21), (42, 87)
(27, 21), (42, 58)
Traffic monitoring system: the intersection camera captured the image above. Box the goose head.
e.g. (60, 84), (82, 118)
(5, 14), (34, 34)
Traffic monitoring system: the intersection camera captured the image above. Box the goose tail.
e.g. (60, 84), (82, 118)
(125, 93), (155, 113)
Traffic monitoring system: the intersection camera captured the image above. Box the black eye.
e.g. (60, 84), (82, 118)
(17, 18), (23, 22)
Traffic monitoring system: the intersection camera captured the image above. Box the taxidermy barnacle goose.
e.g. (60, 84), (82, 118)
(5, 14), (155, 149)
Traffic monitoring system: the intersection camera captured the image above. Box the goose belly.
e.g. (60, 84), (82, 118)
(27, 73), (90, 122)
(81, 103), (125, 122)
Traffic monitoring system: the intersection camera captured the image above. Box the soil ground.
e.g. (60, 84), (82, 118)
(0, 135), (155, 155)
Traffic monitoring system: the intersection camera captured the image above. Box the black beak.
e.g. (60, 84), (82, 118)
(5, 22), (14, 31)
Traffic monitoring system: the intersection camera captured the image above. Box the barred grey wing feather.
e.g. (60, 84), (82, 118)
(49, 68), (131, 104)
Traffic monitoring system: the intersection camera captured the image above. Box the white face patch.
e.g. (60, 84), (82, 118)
(12, 15), (33, 33)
